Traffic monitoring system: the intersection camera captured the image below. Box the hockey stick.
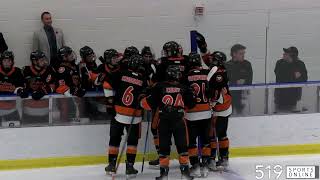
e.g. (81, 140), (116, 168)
(112, 109), (138, 180)
(141, 110), (151, 173)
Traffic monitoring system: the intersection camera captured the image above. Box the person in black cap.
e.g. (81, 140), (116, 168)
(274, 46), (308, 112)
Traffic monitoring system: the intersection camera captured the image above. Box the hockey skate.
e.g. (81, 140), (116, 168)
(208, 158), (217, 171)
(155, 167), (169, 180)
(216, 157), (229, 171)
(200, 158), (210, 177)
(180, 165), (194, 180)
(105, 161), (116, 175)
(149, 158), (160, 168)
(189, 164), (201, 178)
(126, 161), (138, 179)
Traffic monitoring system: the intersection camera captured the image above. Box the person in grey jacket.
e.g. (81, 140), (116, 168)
(0, 32), (8, 54)
(33, 12), (65, 66)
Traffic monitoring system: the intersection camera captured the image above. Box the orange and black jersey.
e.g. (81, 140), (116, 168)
(141, 81), (196, 112)
(104, 69), (148, 124)
(98, 63), (120, 97)
(79, 62), (100, 91)
(0, 67), (24, 95)
(184, 67), (211, 121)
(53, 62), (82, 94)
(207, 66), (232, 116)
(153, 55), (189, 83)
(23, 66), (55, 94)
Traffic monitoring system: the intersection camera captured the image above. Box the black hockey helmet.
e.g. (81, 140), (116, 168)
(141, 46), (153, 56)
(124, 46), (139, 59)
(58, 46), (73, 59)
(30, 50), (46, 61)
(210, 51), (227, 67)
(79, 46), (94, 60)
(162, 41), (180, 57)
(128, 54), (145, 72)
(188, 52), (202, 68)
(102, 49), (120, 65)
(166, 65), (182, 81)
(0, 50), (14, 62)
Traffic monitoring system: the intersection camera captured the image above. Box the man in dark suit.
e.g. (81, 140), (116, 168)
(0, 33), (8, 54)
(274, 46), (308, 112)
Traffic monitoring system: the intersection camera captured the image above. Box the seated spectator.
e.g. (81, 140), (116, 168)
(274, 46), (308, 112)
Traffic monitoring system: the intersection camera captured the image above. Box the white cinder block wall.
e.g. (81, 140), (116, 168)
(1, 0), (320, 83)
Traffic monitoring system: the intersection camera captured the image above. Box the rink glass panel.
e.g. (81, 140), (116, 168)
(51, 96), (112, 125)
(1, 84), (320, 128)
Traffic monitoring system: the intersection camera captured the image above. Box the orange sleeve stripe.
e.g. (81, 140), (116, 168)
(140, 97), (152, 111)
(188, 148), (198, 157)
(108, 146), (119, 155)
(114, 105), (142, 117)
(160, 157), (170, 167)
(202, 147), (211, 156)
(103, 81), (112, 90)
(214, 94), (232, 111)
(90, 72), (98, 82)
(219, 139), (230, 149)
(56, 85), (69, 94)
(179, 155), (189, 165)
(187, 103), (211, 112)
(127, 146), (137, 154)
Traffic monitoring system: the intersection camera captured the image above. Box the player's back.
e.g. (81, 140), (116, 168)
(112, 70), (147, 124)
(185, 67), (211, 121)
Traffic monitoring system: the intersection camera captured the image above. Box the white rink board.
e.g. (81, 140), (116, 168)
(0, 113), (319, 160)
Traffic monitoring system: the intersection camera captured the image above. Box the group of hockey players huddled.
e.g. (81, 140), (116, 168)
(0, 31), (232, 179)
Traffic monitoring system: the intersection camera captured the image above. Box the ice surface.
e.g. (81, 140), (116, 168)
(0, 155), (319, 180)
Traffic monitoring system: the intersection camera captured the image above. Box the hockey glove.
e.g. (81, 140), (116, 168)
(17, 88), (29, 99)
(195, 31), (208, 53)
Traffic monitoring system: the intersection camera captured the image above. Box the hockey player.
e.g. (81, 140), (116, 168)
(195, 32), (232, 170)
(79, 46), (99, 91)
(120, 46), (140, 70)
(54, 46), (86, 97)
(0, 51), (28, 122)
(104, 54), (147, 178)
(184, 52), (211, 178)
(22, 50), (55, 123)
(141, 46), (157, 85)
(148, 41), (189, 167)
(97, 49), (122, 118)
(54, 46), (86, 121)
(154, 41), (188, 83)
(78, 46), (103, 120)
(140, 65), (196, 180)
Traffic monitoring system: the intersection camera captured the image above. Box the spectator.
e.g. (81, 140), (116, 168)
(33, 12), (65, 66)
(225, 44), (253, 115)
(0, 32), (8, 54)
(274, 46), (308, 112)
